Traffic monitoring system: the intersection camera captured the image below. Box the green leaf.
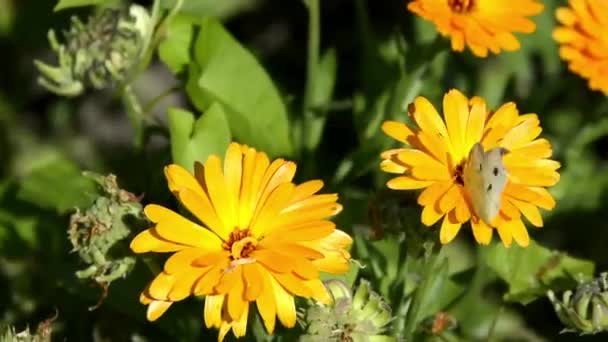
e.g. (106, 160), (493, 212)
(186, 17), (292, 157)
(54, 0), (114, 11)
(158, 15), (194, 74)
(482, 240), (595, 304)
(311, 48), (337, 110)
(168, 104), (231, 172)
(160, 0), (258, 19)
(16, 156), (97, 213)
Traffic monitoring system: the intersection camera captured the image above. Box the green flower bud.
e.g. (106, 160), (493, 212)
(35, 4), (152, 97)
(548, 272), (608, 334)
(300, 280), (397, 342)
(68, 172), (145, 303)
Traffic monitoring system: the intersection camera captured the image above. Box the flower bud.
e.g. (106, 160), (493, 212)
(35, 4), (152, 96)
(300, 280), (397, 341)
(548, 272), (608, 334)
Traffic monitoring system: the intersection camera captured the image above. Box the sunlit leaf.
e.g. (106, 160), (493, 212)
(54, 0), (115, 11)
(186, 17), (292, 157)
(16, 156), (97, 213)
(168, 104), (231, 172)
(482, 240), (595, 304)
(158, 15), (194, 74)
(160, 0), (259, 19)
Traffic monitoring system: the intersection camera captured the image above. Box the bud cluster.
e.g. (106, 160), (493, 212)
(548, 272), (608, 334)
(35, 5), (152, 96)
(301, 280), (396, 342)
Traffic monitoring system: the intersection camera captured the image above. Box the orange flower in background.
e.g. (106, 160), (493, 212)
(407, 0), (544, 57)
(380, 89), (560, 247)
(553, 0), (608, 95)
(131, 143), (352, 341)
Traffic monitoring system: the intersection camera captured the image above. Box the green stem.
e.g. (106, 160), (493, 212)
(403, 248), (442, 340)
(122, 84), (145, 150)
(486, 305), (504, 341)
(302, 0), (321, 152)
(142, 85), (179, 115)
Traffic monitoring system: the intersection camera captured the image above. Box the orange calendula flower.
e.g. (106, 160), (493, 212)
(553, 0), (608, 95)
(407, 0), (544, 57)
(380, 89), (560, 247)
(131, 143), (352, 341)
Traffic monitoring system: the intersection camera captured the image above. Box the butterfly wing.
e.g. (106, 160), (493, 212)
(463, 143), (508, 224)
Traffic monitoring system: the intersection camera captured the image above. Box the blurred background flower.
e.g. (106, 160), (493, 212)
(553, 0), (608, 95)
(407, 0), (544, 57)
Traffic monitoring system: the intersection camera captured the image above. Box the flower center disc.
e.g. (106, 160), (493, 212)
(448, 0), (475, 13)
(223, 229), (257, 260)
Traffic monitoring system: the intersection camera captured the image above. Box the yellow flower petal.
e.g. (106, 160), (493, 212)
(471, 218), (493, 245)
(164, 248), (206, 274)
(204, 294), (225, 329)
(256, 269), (277, 334)
(496, 222), (513, 247)
(251, 183), (295, 236)
(443, 89), (469, 160)
(164, 164), (204, 197)
(508, 197), (543, 227)
(418, 181), (451, 206)
(178, 188), (228, 239)
(230, 303), (249, 338)
(396, 149), (445, 168)
(387, 176), (433, 190)
(195, 262), (226, 295)
(215, 267), (240, 294)
(381, 120), (415, 144)
(410, 165), (452, 181)
(411, 96), (449, 138)
(204, 155), (238, 234)
(169, 267), (207, 301)
(148, 272), (175, 300)
(269, 274), (296, 328)
(272, 272), (314, 297)
(262, 221), (335, 243)
(253, 160), (297, 221)
(224, 143), (243, 228)
(253, 249), (293, 273)
(227, 267), (246, 321)
(508, 167), (560, 187)
(465, 97), (487, 152)
(500, 116), (542, 149)
(438, 184), (461, 213)
(130, 229), (184, 253)
(380, 159), (408, 174)
(304, 278), (331, 304)
(146, 300), (172, 321)
(292, 257), (320, 279)
(288, 180), (324, 205)
(243, 263), (263, 301)
(421, 204), (444, 226)
(439, 213), (462, 244)
(143, 205), (223, 250)
(506, 218), (530, 247)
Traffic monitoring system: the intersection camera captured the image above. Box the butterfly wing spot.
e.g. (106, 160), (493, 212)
(463, 143), (509, 225)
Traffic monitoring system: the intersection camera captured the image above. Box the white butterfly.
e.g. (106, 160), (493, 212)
(463, 143), (509, 225)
